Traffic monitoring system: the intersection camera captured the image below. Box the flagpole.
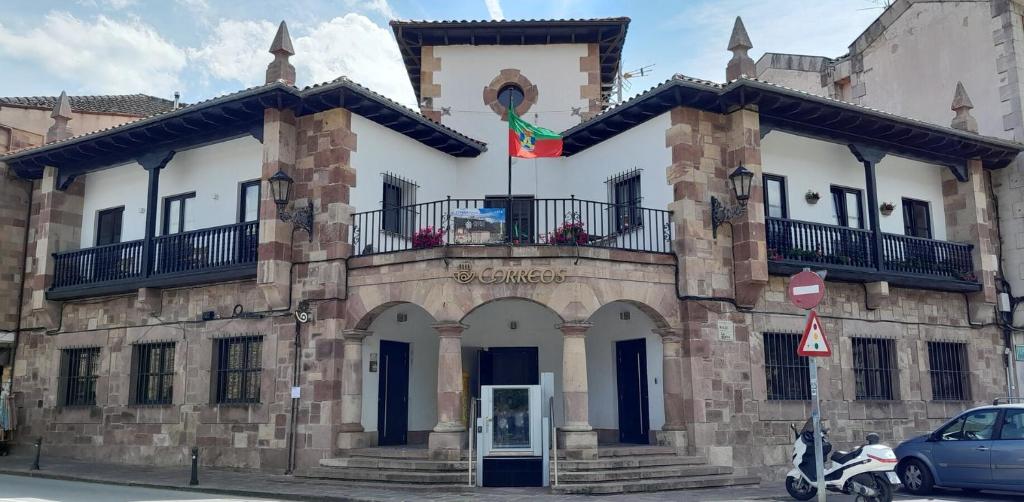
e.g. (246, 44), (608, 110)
(507, 94), (513, 245)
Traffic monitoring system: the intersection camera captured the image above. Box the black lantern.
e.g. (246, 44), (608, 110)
(711, 164), (757, 238)
(267, 169), (314, 241)
(729, 164), (754, 202)
(268, 169), (294, 207)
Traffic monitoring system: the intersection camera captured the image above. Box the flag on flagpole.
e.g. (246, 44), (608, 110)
(508, 108), (563, 158)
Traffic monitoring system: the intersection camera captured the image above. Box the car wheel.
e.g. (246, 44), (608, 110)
(898, 459), (934, 495)
(785, 475), (817, 501)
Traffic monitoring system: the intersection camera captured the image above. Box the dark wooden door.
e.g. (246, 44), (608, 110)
(616, 338), (650, 444)
(377, 340), (410, 446)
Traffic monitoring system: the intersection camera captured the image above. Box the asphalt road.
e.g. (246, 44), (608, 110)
(0, 474), (278, 502)
(0, 473), (1021, 502)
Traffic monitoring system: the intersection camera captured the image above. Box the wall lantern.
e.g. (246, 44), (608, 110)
(268, 169), (314, 241)
(711, 164), (755, 238)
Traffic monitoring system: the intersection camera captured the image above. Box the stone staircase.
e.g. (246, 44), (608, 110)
(550, 445), (760, 495)
(300, 445), (760, 494)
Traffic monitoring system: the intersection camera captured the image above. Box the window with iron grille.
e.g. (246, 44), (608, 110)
(61, 347), (101, 407)
(381, 172), (418, 237)
(132, 342), (175, 405)
(763, 332), (811, 400)
(852, 338), (897, 400)
(214, 336), (263, 404)
(928, 341), (970, 401)
(606, 169), (642, 232)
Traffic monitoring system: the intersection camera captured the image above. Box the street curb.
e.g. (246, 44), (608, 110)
(0, 467), (379, 502)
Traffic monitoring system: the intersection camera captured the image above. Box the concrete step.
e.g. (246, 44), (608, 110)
(556, 464), (731, 483)
(556, 454), (706, 471)
(301, 466), (472, 484)
(552, 474), (761, 495)
(319, 456), (468, 471)
(345, 447), (436, 460)
(591, 445), (677, 457)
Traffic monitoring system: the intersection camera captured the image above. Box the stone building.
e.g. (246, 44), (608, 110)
(755, 0), (1024, 391)
(0, 17), (1020, 492)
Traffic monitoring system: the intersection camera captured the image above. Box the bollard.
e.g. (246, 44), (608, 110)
(189, 446), (199, 486)
(30, 437), (42, 470)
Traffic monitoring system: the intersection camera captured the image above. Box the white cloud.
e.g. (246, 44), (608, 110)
(485, 0), (504, 21)
(76, 0), (138, 8)
(189, 14), (416, 107)
(0, 12), (186, 96)
(344, 0), (396, 20)
(175, 0), (210, 15)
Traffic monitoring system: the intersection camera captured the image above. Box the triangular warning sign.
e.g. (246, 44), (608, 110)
(797, 310), (832, 357)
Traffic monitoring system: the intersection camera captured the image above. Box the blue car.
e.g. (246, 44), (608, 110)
(895, 401), (1024, 495)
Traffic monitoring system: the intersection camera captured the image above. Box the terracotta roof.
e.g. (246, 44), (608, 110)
(0, 94), (177, 117)
(390, 18), (630, 104)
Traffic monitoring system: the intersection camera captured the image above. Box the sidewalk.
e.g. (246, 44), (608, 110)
(0, 453), (787, 502)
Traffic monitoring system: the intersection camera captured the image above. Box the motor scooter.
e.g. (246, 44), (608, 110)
(785, 419), (900, 502)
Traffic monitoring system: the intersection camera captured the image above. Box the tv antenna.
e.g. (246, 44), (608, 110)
(611, 64), (655, 105)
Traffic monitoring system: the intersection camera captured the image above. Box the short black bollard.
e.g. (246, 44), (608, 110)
(189, 446), (199, 486)
(30, 437), (42, 470)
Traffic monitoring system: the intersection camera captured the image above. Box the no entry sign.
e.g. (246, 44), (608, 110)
(788, 271), (825, 310)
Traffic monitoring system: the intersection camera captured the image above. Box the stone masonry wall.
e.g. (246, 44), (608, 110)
(0, 163), (30, 332)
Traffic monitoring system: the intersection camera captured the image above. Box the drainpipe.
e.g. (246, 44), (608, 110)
(284, 301), (305, 474)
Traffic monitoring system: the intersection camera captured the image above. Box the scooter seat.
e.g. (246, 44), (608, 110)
(830, 447), (863, 464)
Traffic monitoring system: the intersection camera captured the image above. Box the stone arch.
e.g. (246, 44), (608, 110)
(587, 299), (674, 330)
(458, 295), (565, 326)
(482, 69), (538, 119)
(345, 280), (469, 328)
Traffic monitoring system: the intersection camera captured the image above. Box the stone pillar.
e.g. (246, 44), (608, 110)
(27, 166), (83, 328)
(726, 108), (767, 307)
(337, 329), (370, 449)
(0, 163), (30, 332)
(654, 328), (688, 452)
(558, 321), (597, 459)
(257, 106), (297, 309)
(943, 158), (999, 323)
(429, 321), (466, 459)
(725, 17), (755, 81)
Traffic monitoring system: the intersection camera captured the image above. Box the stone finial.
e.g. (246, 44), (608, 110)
(726, 16), (756, 81)
(45, 90), (73, 143)
(950, 81), (978, 133)
(265, 21), (296, 86)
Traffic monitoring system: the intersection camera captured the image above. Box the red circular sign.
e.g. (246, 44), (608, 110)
(788, 271), (825, 310)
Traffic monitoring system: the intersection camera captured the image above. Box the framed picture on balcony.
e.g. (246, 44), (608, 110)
(452, 208), (505, 245)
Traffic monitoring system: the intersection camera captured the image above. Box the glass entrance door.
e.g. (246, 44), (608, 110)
(481, 385), (541, 456)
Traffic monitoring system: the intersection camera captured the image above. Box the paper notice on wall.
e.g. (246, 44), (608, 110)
(291, 386), (300, 399)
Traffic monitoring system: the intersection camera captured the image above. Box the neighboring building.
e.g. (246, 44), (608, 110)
(755, 0), (1024, 393)
(0, 16), (1019, 491)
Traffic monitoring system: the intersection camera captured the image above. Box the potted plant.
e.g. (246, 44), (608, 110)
(552, 219), (589, 245)
(805, 190), (821, 204)
(411, 226), (445, 249)
(879, 202), (895, 216)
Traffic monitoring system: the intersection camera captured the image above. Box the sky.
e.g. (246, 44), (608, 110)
(0, 0), (888, 109)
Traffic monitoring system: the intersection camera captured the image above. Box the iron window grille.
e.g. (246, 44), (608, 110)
(852, 338), (897, 400)
(928, 341), (971, 401)
(381, 172), (418, 237)
(61, 347), (101, 407)
(763, 332), (811, 400)
(606, 168), (642, 232)
(214, 335), (263, 404)
(132, 342), (175, 405)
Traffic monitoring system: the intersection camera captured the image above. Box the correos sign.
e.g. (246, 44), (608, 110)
(453, 262), (567, 285)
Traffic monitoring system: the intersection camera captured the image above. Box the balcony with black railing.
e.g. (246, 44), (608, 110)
(50, 221), (259, 299)
(766, 217), (978, 291)
(351, 197), (675, 256)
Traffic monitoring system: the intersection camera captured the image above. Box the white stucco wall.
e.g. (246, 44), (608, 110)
(358, 299), (665, 436)
(761, 131), (947, 239)
(79, 135), (262, 247)
(852, 2), (1003, 138)
(756, 68), (827, 96)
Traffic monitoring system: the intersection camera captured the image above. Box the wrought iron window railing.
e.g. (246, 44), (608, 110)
(852, 337), (897, 401)
(928, 341), (971, 401)
(766, 217), (976, 282)
(132, 342), (175, 406)
(51, 220), (258, 291)
(214, 335), (263, 405)
(763, 332), (811, 401)
(351, 197), (674, 256)
(61, 347), (101, 407)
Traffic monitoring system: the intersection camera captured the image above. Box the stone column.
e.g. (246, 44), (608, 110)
(28, 166), (83, 329)
(558, 321), (597, 459)
(429, 321), (466, 459)
(337, 329), (370, 449)
(943, 158), (999, 323)
(654, 328), (688, 451)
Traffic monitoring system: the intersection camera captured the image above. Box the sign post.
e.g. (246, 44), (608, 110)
(790, 270), (830, 502)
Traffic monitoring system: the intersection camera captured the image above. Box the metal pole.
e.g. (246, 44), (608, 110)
(189, 446), (199, 486)
(809, 356), (826, 502)
(507, 94), (513, 245)
(30, 436), (41, 470)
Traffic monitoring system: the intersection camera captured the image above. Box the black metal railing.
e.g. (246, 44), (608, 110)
(766, 217), (876, 269)
(351, 197), (674, 256)
(767, 217), (976, 282)
(51, 221), (259, 290)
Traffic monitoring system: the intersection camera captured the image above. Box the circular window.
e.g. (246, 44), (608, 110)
(497, 84), (525, 111)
